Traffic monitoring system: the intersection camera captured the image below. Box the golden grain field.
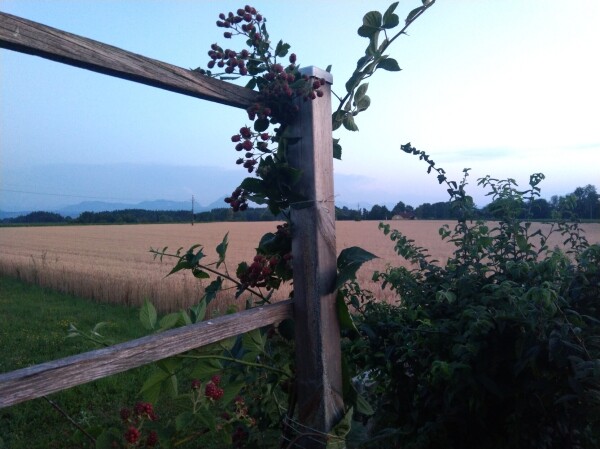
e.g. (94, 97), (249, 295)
(1, 221), (598, 312)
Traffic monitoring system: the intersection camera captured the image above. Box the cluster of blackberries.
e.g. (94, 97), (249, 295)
(205, 375), (225, 401)
(224, 187), (249, 211)
(119, 402), (159, 446)
(231, 126), (271, 173)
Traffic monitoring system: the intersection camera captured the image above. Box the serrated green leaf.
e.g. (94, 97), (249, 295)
(357, 25), (379, 38)
(95, 429), (122, 449)
(159, 312), (181, 331)
(332, 111), (345, 131)
(406, 6), (425, 24)
(327, 407), (353, 448)
(140, 299), (157, 330)
(203, 277), (223, 306)
(221, 381), (245, 405)
(190, 358), (223, 379)
(140, 369), (170, 400)
(362, 11), (382, 28)
(333, 139), (342, 160)
(343, 114), (359, 132)
(377, 58), (401, 72)
(196, 408), (217, 431)
(242, 328), (264, 353)
(240, 177), (264, 194)
(336, 291), (358, 333)
(355, 95), (371, 112)
(336, 246), (378, 289)
(254, 117), (270, 132)
(190, 299), (207, 323)
(216, 232), (229, 268)
(168, 258), (193, 276)
(175, 411), (194, 432)
(382, 2), (400, 28)
(354, 83), (369, 102)
(274, 39), (290, 57)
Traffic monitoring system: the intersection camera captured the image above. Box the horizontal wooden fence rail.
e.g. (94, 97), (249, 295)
(0, 300), (293, 408)
(0, 11), (259, 109)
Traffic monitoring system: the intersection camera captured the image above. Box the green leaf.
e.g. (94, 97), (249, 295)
(406, 6), (425, 24)
(140, 369), (170, 401)
(362, 11), (382, 28)
(221, 381), (245, 405)
(196, 408), (217, 431)
(240, 177), (265, 194)
(382, 2), (400, 29)
(203, 277), (223, 306)
(336, 290), (358, 333)
(377, 58), (401, 72)
(95, 429), (122, 449)
(327, 407), (353, 448)
(168, 258), (193, 276)
(140, 299), (157, 330)
(357, 25), (379, 38)
(332, 111), (345, 131)
(274, 39), (290, 57)
(254, 117), (270, 132)
(354, 83), (369, 102)
(336, 246), (378, 289)
(190, 299), (207, 323)
(333, 138), (342, 160)
(216, 232), (229, 268)
(190, 358), (222, 379)
(159, 312), (181, 331)
(343, 114), (359, 132)
(355, 95), (371, 112)
(242, 328), (265, 353)
(175, 411), (195, 432)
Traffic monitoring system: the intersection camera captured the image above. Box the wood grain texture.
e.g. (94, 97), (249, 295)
(288, 68), (343, 447)
(0, 300), (293, 408)
(0, 12), (258, 109)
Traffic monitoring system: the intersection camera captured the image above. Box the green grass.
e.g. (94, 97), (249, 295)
(0, 276), (154, 449)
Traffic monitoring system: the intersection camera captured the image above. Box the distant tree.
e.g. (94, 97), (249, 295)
(573, 184), (599, 219)
(367, 204), (390, 220)
(13, 211), (66, 223)
(528, 198), (552, 219)
(391, 201), (406, 216)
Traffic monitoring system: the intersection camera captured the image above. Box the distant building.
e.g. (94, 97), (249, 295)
(392, 212), (416, 220)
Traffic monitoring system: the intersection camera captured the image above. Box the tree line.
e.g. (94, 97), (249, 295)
(2, 184), (598, 225)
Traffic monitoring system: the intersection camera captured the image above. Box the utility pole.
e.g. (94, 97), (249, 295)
(191, 195), (194, 226)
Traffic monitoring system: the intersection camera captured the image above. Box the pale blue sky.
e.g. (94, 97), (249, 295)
(1, 1), (599, 212)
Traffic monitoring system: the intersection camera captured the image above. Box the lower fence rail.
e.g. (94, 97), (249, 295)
(0, 299), (293, 408)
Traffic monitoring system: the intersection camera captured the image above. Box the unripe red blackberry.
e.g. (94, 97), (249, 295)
(124, 427), (140, 444)
(244, 5), (252, 13)
(231, 134), (241, 142)
(240, 126), (252, 138)
(240, 67), (248, 75)
(256, 13), (263, 21)
(207, 60), (215, 68)
(260, 133), (270, 141)
(289, 53), (297, 64)
(243, 13), (252, 22)
(235, 143), (243, 151)
(224, 32), (232, 39)
(146, 431), (159, 447)
(237, 8), (245, 15)
(217, 60), (225, 68)
(216, 20), (224, 27)
(219, 13), (226, 20)
(316, 90), (324, 97)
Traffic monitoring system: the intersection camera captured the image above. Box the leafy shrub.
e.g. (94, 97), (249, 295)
(343, 145), (600, 448)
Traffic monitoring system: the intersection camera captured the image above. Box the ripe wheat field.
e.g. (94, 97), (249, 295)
(1, 221), (598, 313)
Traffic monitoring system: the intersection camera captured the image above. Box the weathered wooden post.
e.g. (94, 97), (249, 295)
(288, 67), (344, 448)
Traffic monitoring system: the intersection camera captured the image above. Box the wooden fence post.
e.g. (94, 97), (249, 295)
(288, 67), (343, 447)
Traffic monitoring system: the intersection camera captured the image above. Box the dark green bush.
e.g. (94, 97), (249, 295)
(344, 146), (600, 448)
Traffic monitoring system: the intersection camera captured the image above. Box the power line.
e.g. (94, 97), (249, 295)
(0, 187), (147, 203)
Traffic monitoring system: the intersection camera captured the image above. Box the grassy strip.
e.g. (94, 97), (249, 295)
(0, 276), (153, 449)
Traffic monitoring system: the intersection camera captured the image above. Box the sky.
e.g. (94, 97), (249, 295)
(1, 0), (599, 213)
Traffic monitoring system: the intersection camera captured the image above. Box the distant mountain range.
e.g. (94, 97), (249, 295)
(0, 197), (229, 220)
